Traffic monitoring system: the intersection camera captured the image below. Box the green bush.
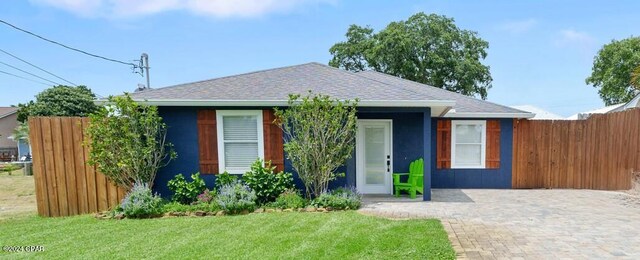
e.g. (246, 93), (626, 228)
(242, 159), (294, 204)
(167, 173), (207, 204)
(162, 201), (191, 213)
(312, 187), (362, 210)
(271, 189), (307, 209)
(215, 171), (237, 190)
(119, 183), (163, 218)
(216, 181), (257, 214)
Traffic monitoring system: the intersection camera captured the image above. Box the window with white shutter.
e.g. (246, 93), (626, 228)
(216, 110), (264, 174)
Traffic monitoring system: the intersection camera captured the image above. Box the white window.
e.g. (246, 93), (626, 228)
(451, 120), (486, 169)
(216, 110), (264, 174)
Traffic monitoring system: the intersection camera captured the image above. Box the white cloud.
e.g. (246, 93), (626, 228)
(557, 29), (595, 45)
(499, 18), (538, 34)
(30, 0), (334, 18)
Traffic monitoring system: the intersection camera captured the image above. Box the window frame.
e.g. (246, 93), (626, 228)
(216, 110), (264, 174)
(450, 120), (486, 169)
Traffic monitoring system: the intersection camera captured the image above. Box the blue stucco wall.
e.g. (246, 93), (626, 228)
(430, 118), (513, 189)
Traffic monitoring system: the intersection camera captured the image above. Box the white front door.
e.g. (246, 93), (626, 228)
(356, 120), (392, 194)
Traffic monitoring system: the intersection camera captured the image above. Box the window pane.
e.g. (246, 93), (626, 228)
(223, 116), (258, 141)
(225, 143), (258, 168)
(455, 124), (482, 143)
(455, 144), (482, 166)
(364, 127), (385, 185)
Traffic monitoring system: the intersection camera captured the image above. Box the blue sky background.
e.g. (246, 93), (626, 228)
(0, 0), (637, 116)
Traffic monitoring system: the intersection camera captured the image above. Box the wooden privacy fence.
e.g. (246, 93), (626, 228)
(29, 117), (126, 217)
(512, 108), (640, 190)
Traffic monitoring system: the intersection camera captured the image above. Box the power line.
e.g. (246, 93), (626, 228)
(0, 19), (138, 67)
(0, 60), (61, 86)
(0, 48), (77, 86)
(0, 69), (50, 86)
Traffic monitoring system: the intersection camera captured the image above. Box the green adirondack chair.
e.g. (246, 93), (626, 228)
(392, 158), (424, 199)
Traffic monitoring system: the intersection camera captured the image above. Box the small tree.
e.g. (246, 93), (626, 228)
(86, 94), (176, 189)
(274, 93), (358, 198)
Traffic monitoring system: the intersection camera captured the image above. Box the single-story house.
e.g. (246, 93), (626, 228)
(0, 107), (19, 161)
(609, 92), (640, 113)
(129, 62), (533, 201)
(567, 103), (624, 120)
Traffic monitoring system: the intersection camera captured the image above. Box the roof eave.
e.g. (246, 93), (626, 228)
(96, 99), (456, 108)
(443, 111), (535, 119)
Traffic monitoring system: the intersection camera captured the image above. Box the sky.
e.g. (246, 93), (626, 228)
(0, 0), (637, 117)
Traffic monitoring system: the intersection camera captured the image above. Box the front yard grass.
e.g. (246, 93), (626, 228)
(0, 211), (455, 259)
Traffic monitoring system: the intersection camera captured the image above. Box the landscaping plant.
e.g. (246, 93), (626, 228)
(216, 181), (257, 214)
(119, 182), (163, 218)
(86, 94), (176, 189)
(274, 93), (357, 198)
(242, 159), (294, 204)
(167, 173), (207, 204)
(312, 187), (362, 210)
(271, 189), (307, 209)
(215, 171), (237, 190)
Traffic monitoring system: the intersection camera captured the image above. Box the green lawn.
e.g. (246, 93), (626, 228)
(0, 211), (455, 259)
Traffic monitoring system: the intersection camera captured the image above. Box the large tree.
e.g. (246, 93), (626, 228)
(17, 85), (98, 122)
(586, 37), (640, 105)
(329, 12), (492, 99)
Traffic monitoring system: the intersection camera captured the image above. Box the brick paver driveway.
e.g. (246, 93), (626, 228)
(359, 189), (640, 259)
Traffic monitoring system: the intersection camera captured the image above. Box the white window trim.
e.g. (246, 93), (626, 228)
(451, 120), (486, 169)
(216, 110), (264, 174)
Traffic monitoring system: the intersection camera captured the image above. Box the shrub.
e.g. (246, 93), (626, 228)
(274, 93), (357, 198)
(216, 181), (257, 214)
(162, 201), (191, 213)
(119, 183), (163, 218)
(215, 171), (237, 191)
(242, 159), (295, 204)
(167, 173), (207, 204)
(86, 93), (176, 189)
(271, 189), (306, 209)
(196, 189), (215, 204)
(312, 187), (362, 210)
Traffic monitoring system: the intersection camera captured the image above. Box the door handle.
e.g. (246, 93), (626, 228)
(386, 155), (391, 172)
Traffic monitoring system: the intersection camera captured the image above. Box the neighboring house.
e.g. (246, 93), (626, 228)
(510, 105), (564, 120)
(0, 107), (18, 161)
(127, 62), (533, 201)
(609, 93), (640, 113)
(567, 104), (623, 120)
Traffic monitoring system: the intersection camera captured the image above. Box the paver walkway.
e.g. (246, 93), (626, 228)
(359, 189), (640, 259)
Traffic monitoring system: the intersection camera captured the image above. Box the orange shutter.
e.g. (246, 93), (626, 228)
(436, 120), (452, 169)
(263, 110), (285, 172)
(197, 110), (219, 174)
(485, 120), (501, 169)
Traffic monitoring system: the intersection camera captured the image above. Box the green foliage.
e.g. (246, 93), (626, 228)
(86, 94), (176, 189)
(119, 183), (163, 218)
(215, 171), (237, 190)
(17, 85), (98, 122)
(329, 12), (492, 99)
(274, 93), (357, 198)
(312, 187), (362, 210)
(162, 201), (220, 213)
(271, 189), (307, 209)
(242, 159), (295, 204)
(11, 122), (30, 144)
(216, 181), (257, 214)
(167, 173), (207, 205)
(586, 37), (640, 105)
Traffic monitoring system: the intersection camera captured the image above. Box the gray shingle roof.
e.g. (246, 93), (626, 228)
(356, 70), (527, 114)
(129, 62), (528, 116)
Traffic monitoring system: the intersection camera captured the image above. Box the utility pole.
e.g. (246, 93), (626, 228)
(141, 53), (150, 89)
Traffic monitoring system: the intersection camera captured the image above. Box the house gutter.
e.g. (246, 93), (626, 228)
(95, 99), (456, 108)
(443, 111), (535, 119)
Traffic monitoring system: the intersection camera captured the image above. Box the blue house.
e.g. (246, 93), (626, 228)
(129, 63), (533, 201)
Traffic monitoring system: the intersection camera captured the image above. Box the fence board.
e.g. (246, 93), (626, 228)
(513, 109), (639, 190)
(29, 117), (129, 217)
